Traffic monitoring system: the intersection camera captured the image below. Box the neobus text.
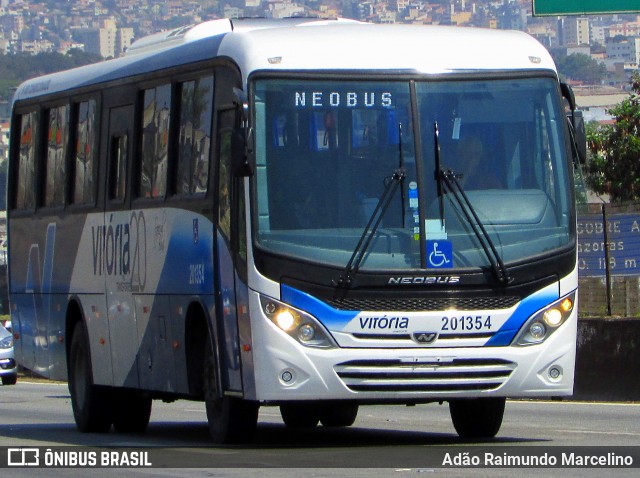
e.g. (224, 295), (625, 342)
(294, 91), (392, 108)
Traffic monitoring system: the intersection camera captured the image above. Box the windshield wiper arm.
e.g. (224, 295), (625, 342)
(335, 167), (406, 287)
(398, 123), (406, 228)
(440, 168), (511, 284)
(434, 122), (445, 227)
(432, 122), (509, 284)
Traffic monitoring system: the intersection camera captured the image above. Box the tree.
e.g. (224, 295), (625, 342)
(586, 74), (640, 202)
(554, 53), (606, 84)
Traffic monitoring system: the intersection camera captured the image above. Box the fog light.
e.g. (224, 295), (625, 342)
(281, 370), (294, 383)
(549, 366), (562, 380)
(276, 310), (295, 331)
(298, 324), (315, 342)
(529, 322), (546, 340)
(543, 308), (563, 327)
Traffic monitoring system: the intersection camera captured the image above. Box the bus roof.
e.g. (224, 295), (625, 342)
(13, 19), (556, 103)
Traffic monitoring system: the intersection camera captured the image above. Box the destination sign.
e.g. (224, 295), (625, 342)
(577, 213), (640, 277)
(294, 91), (393, 108)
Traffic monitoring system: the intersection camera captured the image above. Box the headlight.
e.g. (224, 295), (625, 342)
(260, 295), (337, 349)
(513, 291), (576, 346)
(0, 336), (13, 349)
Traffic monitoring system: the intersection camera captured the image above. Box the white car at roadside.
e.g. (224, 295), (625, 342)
(0, 324), (17, 385)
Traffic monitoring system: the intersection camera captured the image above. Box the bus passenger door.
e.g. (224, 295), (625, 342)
(215, 107), (243, 393)
(104, 104), (140, 389)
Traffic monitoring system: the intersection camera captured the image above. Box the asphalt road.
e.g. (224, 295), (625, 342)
(0, 380), (639, 477)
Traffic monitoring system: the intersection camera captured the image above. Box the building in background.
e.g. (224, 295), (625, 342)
(73, 18), (133, 58)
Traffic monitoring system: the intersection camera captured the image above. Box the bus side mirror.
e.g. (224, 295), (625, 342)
(560, 82), (587, 164)
(572, 110), (587, 164)
(231, 126), (254, 177)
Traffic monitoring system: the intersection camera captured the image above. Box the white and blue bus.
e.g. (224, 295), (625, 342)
(8, 18), (583, 443)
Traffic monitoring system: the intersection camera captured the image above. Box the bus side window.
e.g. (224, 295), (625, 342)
(110, 134), (128, 201)
(140, 84), (171, 198)
(72, 100), (97, 205)
(45, 105), (69, 208)
(177, 75), (214, 195)
(15, 111), (38, 210)
(218, 121), (232, 241)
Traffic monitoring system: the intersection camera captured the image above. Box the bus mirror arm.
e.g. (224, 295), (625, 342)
(231, 126), (254, 177)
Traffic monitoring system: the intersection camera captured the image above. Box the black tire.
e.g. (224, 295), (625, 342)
(280, 404), (321, 428)
(68, 321), (112, 433)
(320, 403), (359, 427)
(204, 335), (258, 444)
(449, 397), (506, 439)
(1, 374), (17, 386)
(112, 390), (152, 433)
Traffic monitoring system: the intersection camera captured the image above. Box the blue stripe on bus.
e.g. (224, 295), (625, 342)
(281, 285), (360, 329)
(484, 286), (559, 346)
(282, 283), (559, 346)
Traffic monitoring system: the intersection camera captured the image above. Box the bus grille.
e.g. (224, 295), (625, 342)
(334, 358), (515, 393)
(326, 296), (519, 312)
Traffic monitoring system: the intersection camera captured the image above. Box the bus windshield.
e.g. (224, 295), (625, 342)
(253, 76), (573, 272)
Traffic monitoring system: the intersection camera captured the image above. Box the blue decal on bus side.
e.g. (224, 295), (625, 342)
(281, 285), (359, 329)
(155, 212), (215, 295)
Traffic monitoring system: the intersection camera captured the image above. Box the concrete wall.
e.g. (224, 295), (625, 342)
(574, 318), (640, 401)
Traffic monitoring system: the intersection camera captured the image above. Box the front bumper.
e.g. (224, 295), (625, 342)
(247, 291), (576, 403)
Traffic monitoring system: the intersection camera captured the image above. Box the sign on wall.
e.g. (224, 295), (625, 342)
(578, 213), (640, 277)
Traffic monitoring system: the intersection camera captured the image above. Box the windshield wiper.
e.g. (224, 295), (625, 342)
(434, 123), (511, 285)
(335, 166), (406, 288)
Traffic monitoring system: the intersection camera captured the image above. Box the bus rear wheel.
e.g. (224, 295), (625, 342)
(112, 390), (152, 433)
(203, 336), (258, 444)
(68, 321), (112, 433)
(449, 397), (505, 439)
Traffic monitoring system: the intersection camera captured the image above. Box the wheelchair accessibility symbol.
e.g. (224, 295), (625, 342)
(427, 240), (453, 268)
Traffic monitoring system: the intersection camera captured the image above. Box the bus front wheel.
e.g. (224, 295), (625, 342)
(203, 336), (258, 444)
(320, 403), (359, 427)
(280, 404), (321, 428)
(68, 321), (112, 433)
(449, 397), (505, 439)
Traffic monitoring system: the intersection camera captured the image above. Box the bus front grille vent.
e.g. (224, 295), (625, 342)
(325, 296), (519, 312)
(334, 358), (515, 393)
